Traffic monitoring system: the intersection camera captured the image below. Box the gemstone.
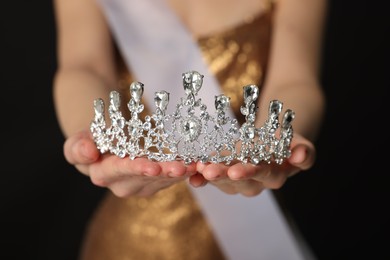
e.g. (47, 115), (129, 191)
(94, 98), (105, 116)
(241, 124), (255, 140)
(282, 109), (295, 127)
(143, 122), (151, 130)
(215, 95), (230, 110)
(130, 82), (144, 102)
(115, 118), (125, 128)
(180, 117), (201, 142)
(117, 149), (126, 158)
(128, 119), (142, 137)
(110, 91), (121, 108)
(269, 100), (283, 115)
(240, 106), (248, 115)
(182, 71), (203, 95)
(155, 91), (169, 111)
(243, 84), (259, 102)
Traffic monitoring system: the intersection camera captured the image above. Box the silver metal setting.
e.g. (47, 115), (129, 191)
(90, 71), (295, 165)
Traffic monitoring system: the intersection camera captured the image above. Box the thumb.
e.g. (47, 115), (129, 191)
(287, 134), (316, 171)
(63, 129), (100, 165)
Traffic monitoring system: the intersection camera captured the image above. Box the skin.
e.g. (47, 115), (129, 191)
(53, 0), (327, 197)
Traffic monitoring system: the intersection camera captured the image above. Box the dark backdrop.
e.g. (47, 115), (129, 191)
(1, 0), (389, 260)
(279, 0), (390, 259)
(0, 1), (105, 259)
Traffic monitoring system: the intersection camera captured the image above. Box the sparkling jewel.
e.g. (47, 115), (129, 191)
(183, 70), (203, 95)
(180, 118), (201, 142)
(215, 95), (230, 111)
(130, 82), (144, 103)
(154, 91), (169, 111)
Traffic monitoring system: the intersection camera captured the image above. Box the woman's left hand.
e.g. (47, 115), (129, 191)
(189, 133), (315, 197)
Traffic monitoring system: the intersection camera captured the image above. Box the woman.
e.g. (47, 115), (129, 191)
(53, 0), (326, 259)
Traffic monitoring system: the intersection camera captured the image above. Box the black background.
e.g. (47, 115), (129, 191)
(279, 0), (390, 259)
(0, 0), (389, 259)
(0, 1), (105, 259)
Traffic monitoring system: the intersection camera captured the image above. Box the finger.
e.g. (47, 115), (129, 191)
(158, 161), (196, 177)
(201, 163), (229, 180)
(196, 161), (208, 173)
(189, 173), (208, 187)
(64, 130), (99, 165)
(227, 162), (259, 180)
(288, 133), (316, 169)
(89, 156), (161, 187)
(288, 143), (316, 171)
(74, 164), (90, 176)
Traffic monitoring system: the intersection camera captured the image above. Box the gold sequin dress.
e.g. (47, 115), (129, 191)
(80, 4), (275, 260)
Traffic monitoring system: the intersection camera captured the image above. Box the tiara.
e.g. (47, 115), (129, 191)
(90, 71), (295, 165)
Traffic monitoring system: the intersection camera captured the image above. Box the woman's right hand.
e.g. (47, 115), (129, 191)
(63, 129), (197, 197)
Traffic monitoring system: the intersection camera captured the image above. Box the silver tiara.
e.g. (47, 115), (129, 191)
(90, 71), (295, 165)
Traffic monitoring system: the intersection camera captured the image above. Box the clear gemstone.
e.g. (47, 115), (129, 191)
(269, 100), (283, 115)
(243, 85), (259, 102)
(127, 99), (136, 111)
(240, 106), (248, 115)
(94, 98), (105, 116)
(136, 104), (144, 113)
(282, 109), (295, 127)
(215, 95), (230, 110)
(143, 122), (151, 130)
(156, 121), (164, 129)
(182, 71), (203, 95)
(200, 155), (209, 163)
(128, 120), (141, 136)
(251, 157), (260, 165)
(242, 125), (255, 139)
(115, 118), (125, 128)
(154, 91), (169, 111)
(117, 149), (126, 158)
(184, 158), (192, 165)
(248, 114), (256, 122)
(180, 118), (201, 142)
(109, 91), (121, 109)
(130, 82), (144, 102)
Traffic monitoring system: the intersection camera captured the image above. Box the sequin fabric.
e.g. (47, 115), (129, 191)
(198, 9), (273, 125)
(80, 4), (274, 260)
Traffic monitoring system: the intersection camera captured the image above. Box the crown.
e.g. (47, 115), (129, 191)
(90, 71), (295, 165)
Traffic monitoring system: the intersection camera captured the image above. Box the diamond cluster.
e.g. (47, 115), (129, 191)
(90, 71), (294, 165)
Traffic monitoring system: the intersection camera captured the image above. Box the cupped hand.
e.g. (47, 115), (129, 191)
(189, 133), (315, 197)
(63, 129), (197, 197)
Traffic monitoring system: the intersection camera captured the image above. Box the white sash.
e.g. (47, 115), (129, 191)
(96, 0), (309, 259)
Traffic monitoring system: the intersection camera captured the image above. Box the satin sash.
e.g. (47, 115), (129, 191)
(96, 0), (309, 259)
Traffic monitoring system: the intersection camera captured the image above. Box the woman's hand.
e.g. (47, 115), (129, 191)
(64, 129), (197, 197)
(64, 128), (314, 198)
(189, 133), (315, 197)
